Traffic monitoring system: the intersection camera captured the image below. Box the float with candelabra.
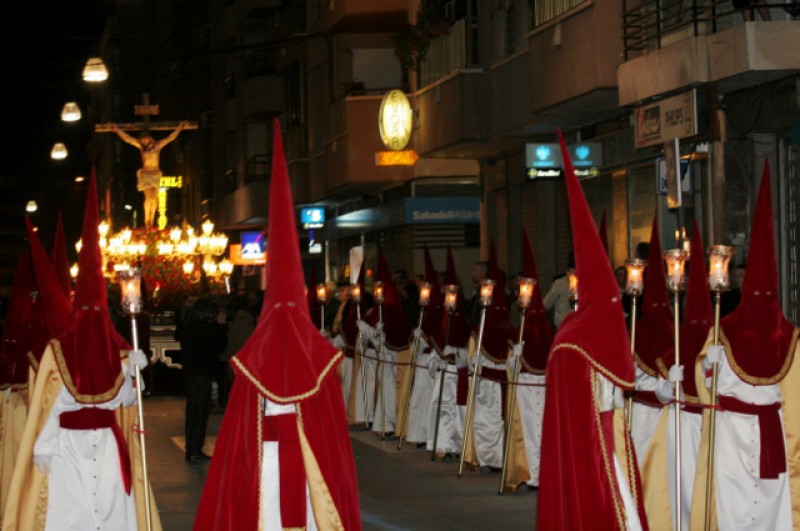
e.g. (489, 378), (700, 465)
(74, 217), (232, 314)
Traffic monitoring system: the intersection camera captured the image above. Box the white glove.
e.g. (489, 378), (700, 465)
(130, 349), (148, 370)
(469, 353), (481, 371)
(655, 378), (675, 404)
(428, 356), (446, 378)
(356, 320), (372, 337)
(375, 321), (384, 333)
(668, 364), (684, 383)
(507, 343), (523, 369)
(413, 328), (422, 339)
(321, 329), (331, 340)
(443, 346), (457, 358)
(33, 454), (51, 475)
(703, 345), (725, 371)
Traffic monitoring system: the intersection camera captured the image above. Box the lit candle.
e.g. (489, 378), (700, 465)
(517, 277), (535, 309)
(374, 281), (385, 305)
(444, 284), (458, 312)
(419, 282), (431, 307)
(625, 259), (647, 297)
(479, 279), (495, 307)
(567, 268), (578, 302)
(663, 249), (688, 293)
(707, 245), (735, 292)
(117, 268), (142, 314)
(316, 283), (327, 303)
(351, 283), (361, 302)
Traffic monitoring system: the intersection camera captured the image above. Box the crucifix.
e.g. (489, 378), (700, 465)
(96, 93), (197, 229)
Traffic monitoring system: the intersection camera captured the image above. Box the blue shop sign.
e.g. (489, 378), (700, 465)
(404, 197), (480, 224)
(526, 142), (603, 179)
(568, 143), (602, 178)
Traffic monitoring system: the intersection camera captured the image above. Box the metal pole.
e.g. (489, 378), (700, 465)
(499, 313), (526, 494)
(378, 304), (386, 439)
(356, 303), (371, 430)
(431, 314), (452, 461)
(398, 308), (425, 451)
(704, 291), (721, 531)
(129, 316), (152, 531)
(458, 306), (487, 477)
(626, 295), (638, 430)
(673, 292), (683, 531)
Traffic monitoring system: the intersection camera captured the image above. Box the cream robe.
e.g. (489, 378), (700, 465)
(426, 347), (465, 456)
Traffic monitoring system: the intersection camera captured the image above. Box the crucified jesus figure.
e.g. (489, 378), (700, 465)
(111, 121), (189, 229)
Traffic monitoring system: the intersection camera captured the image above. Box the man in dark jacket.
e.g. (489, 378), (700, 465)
(175, 293), (227, 462)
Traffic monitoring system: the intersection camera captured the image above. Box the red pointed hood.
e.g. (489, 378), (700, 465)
(721, 159), (796, 384)
(519, 228), (554, 373)
(633, 217), (674, 375)
(420, 244), (444, 339)
(551, 130), (634, 387)
(660, 220), (711, 398)
(234, 121), (341, 402)
(479, 240), (514, 362)
(54, 170), (126, 403)
(50, 211), (72, 298)
(340, 263), (366, 349)
(433, 244), (471, 350)
(0, 249), (37, 386)
(364, 248), (411, 350)
(26, 216), (73, 368)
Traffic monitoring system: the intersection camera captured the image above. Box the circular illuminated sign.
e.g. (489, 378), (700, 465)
(379, 90), (413, 151)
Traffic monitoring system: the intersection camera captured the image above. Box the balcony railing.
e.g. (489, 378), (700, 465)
(419, 18), (480, 88)
(623, 0), (800, 60)
(244, 154), (271, 185)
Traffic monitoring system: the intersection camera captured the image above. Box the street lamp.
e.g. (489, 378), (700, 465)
(82, 57), (109, 82)
(61, 102), (82, 122)
(51, 143), (68, 160)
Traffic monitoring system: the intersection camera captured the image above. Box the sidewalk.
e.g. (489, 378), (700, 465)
(143, 396), (538, 530)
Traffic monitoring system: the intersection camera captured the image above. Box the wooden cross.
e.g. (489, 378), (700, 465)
(94, 93), (198, 133)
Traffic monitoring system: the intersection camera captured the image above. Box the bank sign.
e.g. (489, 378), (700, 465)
(404, 197), (480, 224)
(525, 142), (602, 180)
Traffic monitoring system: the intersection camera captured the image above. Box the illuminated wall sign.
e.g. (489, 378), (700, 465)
(634, 89), (698, 148)
(404, 197), (480, 224)
(230, 243), (267, 265)
(568, 143), (603, 178)
(378, 89), (413, 151)
(525, 143), (562, 179)
(240, 230), (266, 260)
(375, 149), (419, 166)
(300, 207), (325, 229)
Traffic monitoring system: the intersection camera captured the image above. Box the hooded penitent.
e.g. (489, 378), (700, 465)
(24, 217), (73, 372)
(633, 217), (674, 377)
(195, 119), (361, 531)
(432, 244), (471, 353)
(720, 159), (796, 384)
(0, 249), (37, 388)
(537, 130), (646, 530)
(518, 227), (554, 374)
(478, 240), (514, 364)
(53, 171), (128, 403)
(420, 244), (444, 342)
(364, 248), (411, 351)
(658, 219), (711, 403)
(340, 263), (367, 356)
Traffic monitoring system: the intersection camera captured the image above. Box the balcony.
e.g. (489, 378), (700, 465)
(309, 96), (413, 200)
(317, 0), (408, 33)
(619, 0), (800, 105)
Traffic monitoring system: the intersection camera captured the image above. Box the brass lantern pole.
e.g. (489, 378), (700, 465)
(458, 279), (495, 477)
(117, 268), (153, 531)
(664, 249), (688, 531)
(431, 285), (457, 461)
(499, 277), (535, 494)
(316, 283), (328, 334)
(352, 283), (371, 429)
(373, 282), (386, 438)
(624, 258), (647, 430)
(398, 282), (431, 451)
(704, 245), (734, 531)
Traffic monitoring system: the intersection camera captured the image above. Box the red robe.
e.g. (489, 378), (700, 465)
(194, 355), (361, 530)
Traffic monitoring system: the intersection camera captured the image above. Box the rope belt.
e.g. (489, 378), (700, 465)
(717, 395), (785, 479)
(262, 412), (306, 528)
(59, 408), (132, 494)
(631, 390), (663, 409)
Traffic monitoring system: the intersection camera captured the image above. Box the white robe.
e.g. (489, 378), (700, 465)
(515, 371), (546, 486)
(260, 399), (317, 531)
(371, 341), (397, 435)
(404, 337), (433, 443)
(631, 366), (664, 462)
(34, 362), (139, 531)
(707, 354), (792, 530)
(471, 355), (505, 468)
(330, 334), (351, 407)
(427, 347), (466, 455)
